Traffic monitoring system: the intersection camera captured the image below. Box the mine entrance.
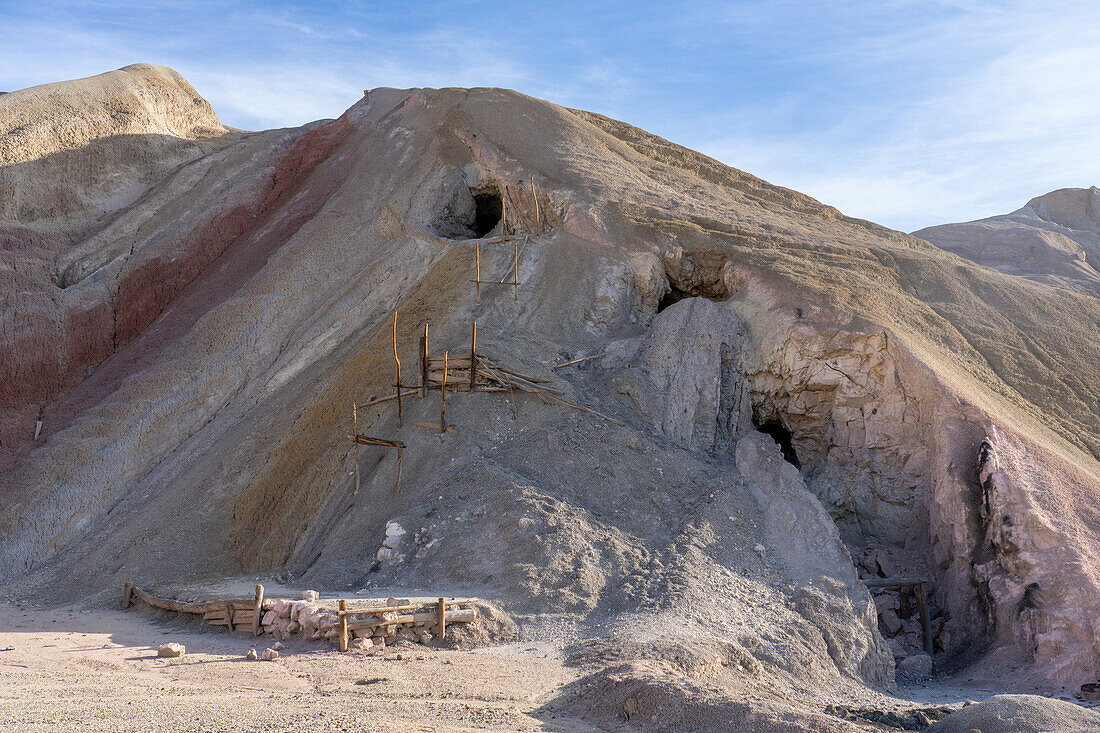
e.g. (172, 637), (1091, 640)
(472, 192), (503, 238)
(753, 416), (801, 468)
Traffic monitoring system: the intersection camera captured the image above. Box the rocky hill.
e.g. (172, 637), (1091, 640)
(914, 187), (1100, 297)
(2, 66), (1100, 728)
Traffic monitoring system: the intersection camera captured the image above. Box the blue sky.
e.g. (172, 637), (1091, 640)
(2, 0), (1097, 231)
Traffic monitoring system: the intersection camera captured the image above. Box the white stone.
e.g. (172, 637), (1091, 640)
(157, 642), (185, 658)
(301, 590), (320, 601)
(246, 648), (258, 660)
(261, 648), (279, 661)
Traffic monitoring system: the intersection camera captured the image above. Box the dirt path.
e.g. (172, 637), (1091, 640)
(0, 603), (593, 732)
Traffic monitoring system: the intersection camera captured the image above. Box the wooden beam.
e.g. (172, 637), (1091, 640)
(438, 597), (446, 640)
(475, 244), (481, 303)
(513, 240), (519, 300)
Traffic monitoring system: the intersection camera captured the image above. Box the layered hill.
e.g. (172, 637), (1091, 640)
(914, 187), (1100, 297)
(3, 66), (1100, 727)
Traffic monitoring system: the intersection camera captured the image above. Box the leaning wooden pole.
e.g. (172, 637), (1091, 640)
(500, 192), (507, 243)
(352, 403), (360, 492)
(393, 311), (402, 427)
(469, 322), (477, 393)
(440, 351), (449, 433)
(513, 240), (519, 300)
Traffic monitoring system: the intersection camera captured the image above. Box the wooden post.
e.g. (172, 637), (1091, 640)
(440, 351), (448, 433)
(352, 403), (360, 493)
(531, 179), (540, 232)
(419, 323), (428, 398)
(469, 322), (477, 392)
(500, 193), (507, 242)
(393, 311), (402, 427)
(225, 601), (234, 633)
(437, 597), (446, 640)
(338, 599), (348, 652)
(917, 581), (933, 656)
(253, 585), (264, 637)
(475, 244), (481, 304)
(122, 582), (133, 609)
(513, 240), (519, 300)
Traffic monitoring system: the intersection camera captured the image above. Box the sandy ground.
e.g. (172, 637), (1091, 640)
(0, 602), (593, 732)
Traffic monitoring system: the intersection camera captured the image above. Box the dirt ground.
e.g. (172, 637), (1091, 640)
(4, 597), (1096, 733)
(0, 601), (593, 732)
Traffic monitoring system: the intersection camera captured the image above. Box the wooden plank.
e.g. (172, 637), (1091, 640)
(553, 351), (608, 370)
(253, 585), (264, 637)
(346, 609), (477, 633)
(863, 577), (926, 588)
(342, 599), (478, 617)
(338, 599), (348, 652)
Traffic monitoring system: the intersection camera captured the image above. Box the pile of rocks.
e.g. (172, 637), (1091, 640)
(258, 591), (470, 650)
(260, 590), (341, 643)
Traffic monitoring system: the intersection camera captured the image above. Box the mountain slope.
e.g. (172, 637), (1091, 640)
(2, 71), (1100, 725)
(914, 186), (1100, 297)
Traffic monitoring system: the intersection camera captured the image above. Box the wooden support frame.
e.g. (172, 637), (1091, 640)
(471, 241), (520, 301)
(863, 577), (934, 655)
(349, 431), (407, 494)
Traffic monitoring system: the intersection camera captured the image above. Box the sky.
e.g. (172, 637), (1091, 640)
(1, 0), (1097, 232)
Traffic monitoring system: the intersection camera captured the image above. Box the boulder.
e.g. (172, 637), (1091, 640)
(261, 648), (279, 661)
(301, 590), (320, 601)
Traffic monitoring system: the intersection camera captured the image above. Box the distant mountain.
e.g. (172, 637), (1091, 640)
(914, 187), (1100, 297)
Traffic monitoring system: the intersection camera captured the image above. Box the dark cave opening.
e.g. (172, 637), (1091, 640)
(433, 186), (504, 240)
(657, 283), (690, 312)
(472, 192), (503, 238)
(754, 416), (801, 468)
